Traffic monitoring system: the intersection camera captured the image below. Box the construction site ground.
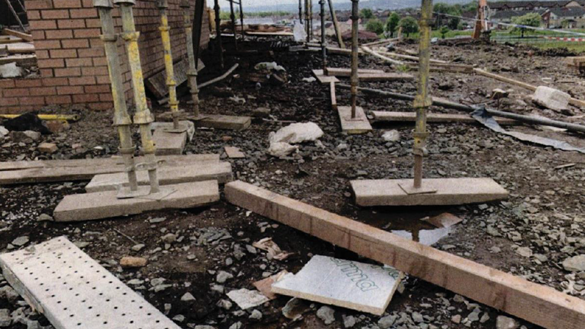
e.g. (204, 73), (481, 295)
(1, 38), (585, 329)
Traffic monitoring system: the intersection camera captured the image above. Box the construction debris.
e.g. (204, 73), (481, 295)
(226, 288), (269, 310)
(532, 86), (571, 112)
(272, 255), (403, 315)
(268, 122), (323, 157)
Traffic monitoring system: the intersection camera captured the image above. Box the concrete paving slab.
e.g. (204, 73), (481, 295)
(151, 120), (196, 141)
(338, 106), (373, 134)
(371, 111), (517, 125)
(54, 180), (219, 222)
(85, 162), (233, 192)
(351, 178), (509, 206)
(224, 146), (246, 159)
(0, 237), (181, 329)
(152, 125), (188, 156)
(271, 255), (403, 315)
(194, 114), (252, 131)
(0, 154), (220, 185)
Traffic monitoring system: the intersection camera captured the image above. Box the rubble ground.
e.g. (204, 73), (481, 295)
(0, 39), (584, 329)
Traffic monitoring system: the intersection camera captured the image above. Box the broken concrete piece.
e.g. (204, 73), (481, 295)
(120, 256), (147, 268)
(267, 142), (298, 158)
(271, 255), (403, 315)
(38, 142), (58, 154)
(563, 255), (585, 272)
(532, 86), (570, 112)
(269, 122), (324, 144)
(0, 237), (181, 329)
(226, 288), (269, 310)
(224, 146), (246, 159)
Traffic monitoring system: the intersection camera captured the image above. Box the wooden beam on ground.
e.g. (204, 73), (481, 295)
(377, 50), (447, 64)
(361, 46), (403, 65)
(1, 29), (33, 42)
(0, 54), (36, 66)
(473, 68), (585, 109)
(325, 67), (414, 81)
(224, 180), (585, 329)
(371, 111), (518, 125)
(312, 69), (340, 84)
(327, 47), (364, 56)
(330, 81), (337, 110)
(326, 67), (384, 77)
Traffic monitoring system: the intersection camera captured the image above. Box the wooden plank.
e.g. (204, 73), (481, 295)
(327, 47), (364, 56)
(0, 154), (219, 171)
(371, 111), (517, 125)
(7, 42), (34, 54)
(357, 72), (414, 82)
(0, 36), (24, 44)
(152, 129), (187, 155)
(338, 106), (372, 134)
(312, 69), (340, 84)
(325, 67), (385, 77)
(330, 81), (337, 110)
(351, 178), (508, 206)
(224, 180), (585, 329)
(1, 28), (33, 42)
(193, 114), (252, 131)
(145, 58), (205, 99)
(0, 54), (36, 65)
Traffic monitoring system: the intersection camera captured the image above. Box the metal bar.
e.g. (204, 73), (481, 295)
(299, 0), (303, 25)
(214, 0), (224, 68)
(115, 0), (160, 193)
(181, 0), (200, 117)
(94, 0), (138, 193)
(349, 0), (359, 119)
(157, 0), (181, 130)
(3, 0), (26, 31)
(412, 0), (433, 189)
(192, 0), (204, 71)
(229, 0), (237, 49)
(238, 0), (244, 41)
(328, 0), (345, 48)
(320, 0), (327, 72)
(305, 0), (310, 42)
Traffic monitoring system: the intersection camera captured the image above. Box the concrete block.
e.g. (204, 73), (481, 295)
(272, 255), (402, 315)
(532, 86), (570, 112)
(85, 162), (233, 192)
(0, 237), (181, 329)
(54, 180), (219, 222)
(338, 106), (372, 134)
(351, 178), (508, 206)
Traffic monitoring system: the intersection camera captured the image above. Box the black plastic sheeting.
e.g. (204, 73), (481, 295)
(471, 107), (585, 154)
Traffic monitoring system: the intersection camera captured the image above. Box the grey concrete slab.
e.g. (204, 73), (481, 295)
(272, 255), (403, 315)
(54, 180), (219, 222)
(0, 237), (181, 329)
(338, 106), (373, 134)
(85, 162), (233, 192)
(351, 178), (509, 206)
(152, 123), (189, 156)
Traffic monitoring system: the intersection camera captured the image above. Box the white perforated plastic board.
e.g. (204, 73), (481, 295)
(0, 236), (180, 329)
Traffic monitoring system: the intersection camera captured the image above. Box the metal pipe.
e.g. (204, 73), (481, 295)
(305, 0), (310, 43)
(350, 0), (359, 119)
(328, 0), (345, 48)
(229, 0), (237, 49)
(238, 0), (244, 41)
(412, 0), (433, 189)
(299, 0), (303, 25)
(181, 0), (200, 118)
(115, 0), (160, 193)
(157, 0), (180, 130)
(320, 0), (327, 72)
(214, 0), (224, 68)
(94, 0), (138, 193)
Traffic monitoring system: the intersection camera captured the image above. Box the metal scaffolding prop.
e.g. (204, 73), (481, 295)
(115, 0), (162, 197)
(349, 0), (359, 118)
(213, 0), (225, 68)
(157, 0), (185, 132)
(181, 0), (200, 117)
(319, 0), (327, 72)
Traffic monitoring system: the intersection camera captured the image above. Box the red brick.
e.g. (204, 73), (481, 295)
(30, 20), (57, 30)
(0, 97), (19, 106)
(39, 69), (54, 77)
(85, 84), (110, 93)
(92, 57), (107, 66)
(69, 76), (96, 85)
(42, 77), (69, 86)
(45, 29), (73, 39)
(3, 88), (30, 97)
(55, 67), (81, 77)
(27, 10), (41, 20)
(61, 39), (89, 49)
(42, 10), (70, 19)
(19, 97), (46, 106)
(65, 58), (93, 67)
(50, 49), (77, 58)
(88, 102), (113, 110)
(0, 80), (16, 88)
(45, 95), (72, 104)
(31, 30), (45, 40)
(81, 0), (93, 8)
(30, 87), (57, 96)
(96, 75), (111, 84)
(99, 93), (113, 102)
(14, 79), (42, 88)
(89, 38), (104, 49)
(26, 0), (54, 10)
(37, 59), (65, 69)
(53, 0), (82, 8)
(69, 8), (97, 18)
(36, 50), (50, 59)
(57, 86), (84, 95)
(81, 66), (108, 76)
(57, 19), (85, 29)
(34, 40), (62, 50)
(73, 94), (99, 103)
(85, 18), (102, 28)
(77, 48), (104, 58)
(73, 28), (101, 38)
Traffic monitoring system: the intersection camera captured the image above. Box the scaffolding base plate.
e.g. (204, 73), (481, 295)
(338, 106), (373, 134)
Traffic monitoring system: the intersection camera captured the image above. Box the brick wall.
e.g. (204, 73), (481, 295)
(0, 0), (210, 113)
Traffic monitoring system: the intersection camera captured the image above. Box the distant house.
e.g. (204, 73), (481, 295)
(542, 6), (585, 27)
(491, 9), (547, 24)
